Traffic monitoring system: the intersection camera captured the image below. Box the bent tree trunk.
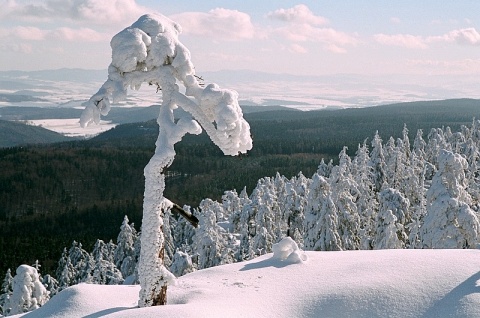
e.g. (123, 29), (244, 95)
(81, 14), (252, 307)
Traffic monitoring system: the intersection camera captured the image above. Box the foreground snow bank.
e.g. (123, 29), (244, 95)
(13, 249), (480, 318)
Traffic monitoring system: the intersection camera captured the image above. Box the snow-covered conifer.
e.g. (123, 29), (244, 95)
(172, 205), (196, 253)
(193, 204), (231, 269)
(169, 250), (194, 277)
(0, 269), (13, 316)
(91, 239), (123, 285)
(222, 190), (242, 231)
(55, 248), (74, 291)
(330, 147), (361, 250)
(413, 129), (427, 158)
(369, 131), (387, 193)
(41, 274), (58, 298)
(238, 202), (256, 261)
(317, 158), (333, 178)
(422, 150), (480, 248)
(425, 128), (449, 166)
(353, 140), (377, 249)
(114, 216), (138, 280)
(8, 265), (49, 315)
(68, 241), (93, 285)
(283, 181), (305, 246)
(304, 173), (342, 251)
(374, 209), (403, 249)
(377, 188), (410, 248)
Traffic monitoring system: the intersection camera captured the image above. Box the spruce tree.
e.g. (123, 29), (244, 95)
(422, 150), (480, 248)
(0, 269), (13, 316)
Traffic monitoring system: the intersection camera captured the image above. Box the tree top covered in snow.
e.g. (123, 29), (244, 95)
(80, 13), (252, 156)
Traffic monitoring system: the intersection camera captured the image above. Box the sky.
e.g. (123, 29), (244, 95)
(0, 0), (480, 77)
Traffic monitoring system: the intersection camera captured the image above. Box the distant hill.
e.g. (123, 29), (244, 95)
(1, 98), (479, 148)
(87, 98), (480, 153)
(0, 120), (73, 147)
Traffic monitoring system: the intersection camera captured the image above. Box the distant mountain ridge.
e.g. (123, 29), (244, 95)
(1, 98), (479, 148)
(0, 120), (74, 147)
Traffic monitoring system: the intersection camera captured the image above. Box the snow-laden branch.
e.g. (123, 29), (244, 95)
(80, 13), (252, 156)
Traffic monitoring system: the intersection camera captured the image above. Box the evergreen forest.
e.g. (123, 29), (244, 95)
(1, 98), (480, 278)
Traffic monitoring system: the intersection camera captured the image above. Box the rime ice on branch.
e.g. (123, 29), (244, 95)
(80, 13), (252, 307)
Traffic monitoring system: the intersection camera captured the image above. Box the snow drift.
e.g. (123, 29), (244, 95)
(13, 248), (480, 318)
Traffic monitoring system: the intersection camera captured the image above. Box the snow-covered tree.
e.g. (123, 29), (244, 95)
(251, 186), (276, 255)
(80, 13), (252, 306)
(169, 250), (194, 277)
(413, 129), (427, 158)
(425, 128), (449, 166)
(422, 150), (480, 248)
(222, 189), (243, 230)
(304, 173), (342, 251)
(0, 269), (13, 316)
(92, 239), (124, 285)
(41, 274), (58, 298)
(352, 140), (377, 249)
(238, 193), (256, 261)
(330, 147), (361, 250)
(283, 180), (305, 246)
(374, 209), (403, 249)
(8, 265), (49, 316)
(114, 216), (138, 280)
(68, 241), (93, 284)
(369, 131), (386, 192)
(55, 248), (74, 291)
(193, 204), (232, 269)
(317, 158), (333, 178)
(172, 205), (196, 253)
(376, 188), (410, 248)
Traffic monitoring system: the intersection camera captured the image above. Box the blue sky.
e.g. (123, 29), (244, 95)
(1, 0), (479, 77)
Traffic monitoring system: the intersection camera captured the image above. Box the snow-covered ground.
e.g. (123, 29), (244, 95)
(24, 119), (116, 138)
(12, 247), (480, 318)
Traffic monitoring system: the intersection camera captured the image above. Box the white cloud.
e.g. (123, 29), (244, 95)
(375, 27), (480, 50)
(325, 44), (347, 54)
(268, 4), (328, 26)
(374, 33), (427, 49)
(443, 27), (480, 45)
(0, 26), (108, 42)
(0, 42), (32, 53)
(289, 43), (307, 54)
(266, 4), (356, 54)
(49, 27), (107, 42)
(1, 0), (147, 26)
(170, 8), (255, 41)
(15, 26), (48, 40)
(276, 24), (358, 48)
(0, 26), (47, 40)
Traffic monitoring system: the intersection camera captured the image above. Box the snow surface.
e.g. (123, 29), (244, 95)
(12, 248), (480, 318)
(25, 119), (116, 138)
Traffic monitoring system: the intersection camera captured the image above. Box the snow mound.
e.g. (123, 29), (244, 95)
(14, 249), (480, 318)
(15, 284), (138, 318)
(272, 237), (308, 263)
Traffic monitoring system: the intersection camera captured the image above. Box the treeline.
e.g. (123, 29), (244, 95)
(1, 99), (480, 276)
